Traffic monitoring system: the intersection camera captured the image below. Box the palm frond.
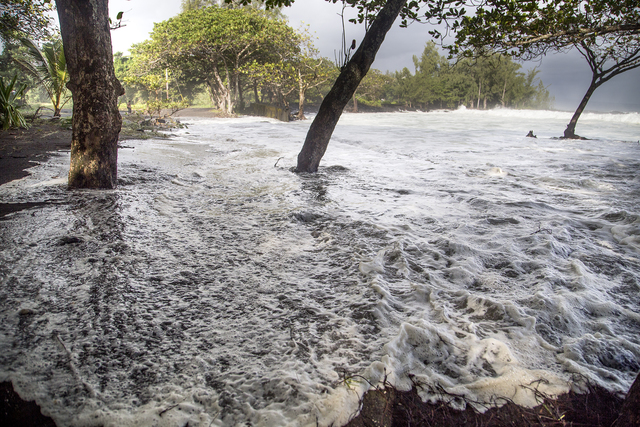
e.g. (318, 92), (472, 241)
(17, 38), (70, 116)
(0, 75), (28, 130)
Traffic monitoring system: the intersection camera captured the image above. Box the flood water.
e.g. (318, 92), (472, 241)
(1, 108), (640, 426)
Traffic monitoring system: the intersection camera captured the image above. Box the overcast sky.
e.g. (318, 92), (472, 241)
(107, 0), (640, 112)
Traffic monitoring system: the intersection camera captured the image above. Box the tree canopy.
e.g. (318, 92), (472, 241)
(16, 37), (70, 117)
(0, 0), (54, 44)
(447, 0), (640, 137)
(136, 6), (300, 115)
(449, 0), (640, 59)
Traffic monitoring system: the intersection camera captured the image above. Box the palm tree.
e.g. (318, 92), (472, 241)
(17, 38), (70, 117)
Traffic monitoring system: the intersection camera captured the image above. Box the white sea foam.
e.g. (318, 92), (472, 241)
(1, 109), (639, 426)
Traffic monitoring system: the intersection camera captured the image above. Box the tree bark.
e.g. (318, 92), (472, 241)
(297, 74), (307, 120)
(563, 76), (599, 139)
(613, 372), (640, 427)
(56, 0), (124, 189)
(295, 0), (407, 173)
(253, 83), (259, 104)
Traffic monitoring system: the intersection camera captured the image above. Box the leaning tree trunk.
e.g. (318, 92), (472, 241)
(295, 0), (407, 173)
(613, 372), (640, 427)
(56, 0), (124, 189)
(563, 76), (599, 139)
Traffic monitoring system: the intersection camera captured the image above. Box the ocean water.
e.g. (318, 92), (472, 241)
(1, 108), (639, 426)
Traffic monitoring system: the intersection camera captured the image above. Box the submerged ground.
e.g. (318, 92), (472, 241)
(1, 109), (639, 426)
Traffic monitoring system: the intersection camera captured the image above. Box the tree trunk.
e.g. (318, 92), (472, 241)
(352, 94), (358, 113)
(56, 0), (124, 189)
(563, 76), (599, 139)
(224, 66), (234, 114)
(165, 68), (169, 101)
(295, 0), (407, 173)
(237, 76), (244, 112)
(297, 75), (307, 120)
(613, 372), (640, 427)
(53, 92), (62, 117)
(206, 79), (218, 107)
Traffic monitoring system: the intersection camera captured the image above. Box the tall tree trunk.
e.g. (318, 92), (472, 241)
(56, 0), (124, 189)
(297, 74), (307, 120)
(613, 372), (640, 427)
(165, 68), (169, 101)
(237, 76), (244, 112)
(206, 80), (218, 107)
(563, 76), (599, 139)
(295, 0), (407, 173)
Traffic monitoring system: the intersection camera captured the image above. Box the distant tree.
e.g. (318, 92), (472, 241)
(458, 54), (522, 110)
(526, 78), (553, 110)
(181, 0), (218, 10)
(439, 69), (476, 108)
(142, 7), (299, 115)
(0, 42), (37, 101)
(392, 67), (416, 108)
(239, 22), (307, 111)
(243, 60), (298, 109)
(16, 38), (70, 117)
(410, 41), (448, 108)
(113, 52), (140, 104)
(351, 68), (393, 111)
(449, 0), (640, 138)
(379, 44), (548, 111)
(293, 29), (334, 119)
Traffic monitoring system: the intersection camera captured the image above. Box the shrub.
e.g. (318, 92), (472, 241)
(0, 75), (28, 130)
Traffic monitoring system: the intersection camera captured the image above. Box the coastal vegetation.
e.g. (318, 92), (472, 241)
(16, 37), (70, 117)
(113, 8), (551, 117)
(0, 75), (28, 129)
